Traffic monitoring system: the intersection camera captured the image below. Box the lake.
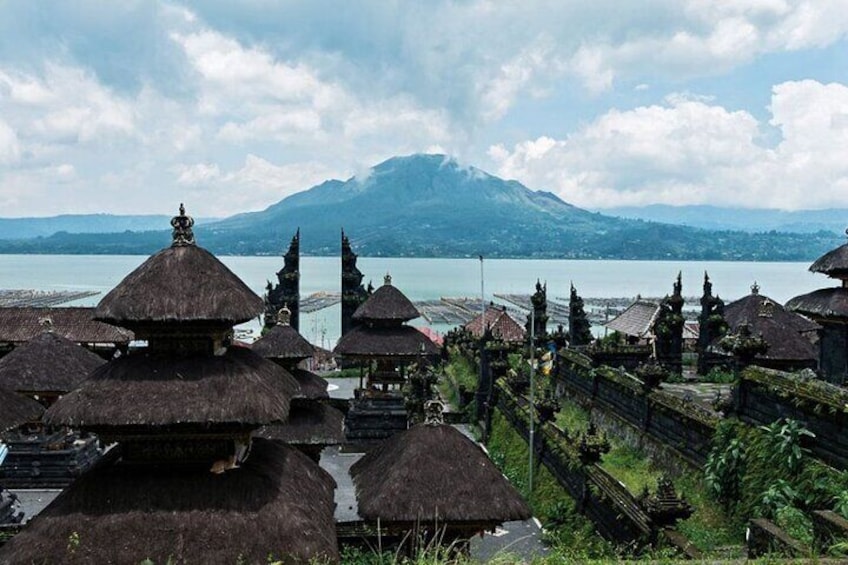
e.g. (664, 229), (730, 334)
(0, 254), (829, 348)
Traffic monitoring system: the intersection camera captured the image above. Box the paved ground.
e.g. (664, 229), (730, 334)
(661, 382), (732, 411)
(8, 489), (60, 523)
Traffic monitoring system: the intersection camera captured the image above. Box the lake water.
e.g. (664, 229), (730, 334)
(0, 254), (829, 348)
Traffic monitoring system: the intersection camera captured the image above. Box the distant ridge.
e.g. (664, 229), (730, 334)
(0, 154), (841, 260)
(0, 214), (219, 240)
(597, 204), (848, 234)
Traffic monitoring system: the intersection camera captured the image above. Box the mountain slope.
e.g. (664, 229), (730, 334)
(0, 154), (841, 259)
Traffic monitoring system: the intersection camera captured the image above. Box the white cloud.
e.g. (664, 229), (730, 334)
(489, 80), (848, 210)
(176, 162), (221, 185)
(0, 119), (20, 164)
(0, 64), (135, 145)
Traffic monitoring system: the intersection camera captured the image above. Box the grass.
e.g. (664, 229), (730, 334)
(600, 443), (661, 495)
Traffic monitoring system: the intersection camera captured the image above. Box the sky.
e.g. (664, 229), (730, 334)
(0, 0), (846, 218)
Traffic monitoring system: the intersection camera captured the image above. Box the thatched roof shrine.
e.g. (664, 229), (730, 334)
(0, 332), (105, 396)
(0, 307), (132, 346)
(720, 287), (818, 364)
(787, 287), (848, 320)
(352, 274), (420, 324)
(0, 439), (339, 564)
(0, 386), (44, 433)
(291, 368), (329, 400)
(809, 241), (848, 280)
(95, 208), (262, 330)
(351, 423), (531, 524)
(257, 402), (345, 446)
(335, 325), (440, 358)
(44, 346), (297, 432)
(252, 309), (315, 361)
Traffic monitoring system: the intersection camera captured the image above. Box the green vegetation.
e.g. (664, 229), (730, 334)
(706, 418), (848, 550)
(486, 411), (616, 561)
(439, 352), (478, 410)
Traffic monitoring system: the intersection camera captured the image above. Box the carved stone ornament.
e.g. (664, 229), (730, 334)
(423, 400), (445, 425)
(170, 203), (195, 246)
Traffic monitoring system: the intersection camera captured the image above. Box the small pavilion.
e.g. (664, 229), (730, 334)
(350, 404), (531, 552)
(334, 274), (439, 442)
(787, 236), (848, 385)
(0, 206), (339, 564)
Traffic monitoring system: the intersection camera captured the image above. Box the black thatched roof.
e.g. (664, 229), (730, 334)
(352, 278), (420, 323)
(719, 292), (819, 361)
(334, 326), (440, 358)
(0, 386), (44, 433)
(351, 423), (531, 523)
(292, 368), (329, 400)
(257, 402), (345, 445)
(252, 324), (314, 360)
(0, 332), (106, 395)
(0, 307), (132, 345)
(787, 287), (848, 320)
(44, 347), (299, 429)
(0, 439), (338, 564)
(95, 244), (263, 327)
(810, 242), (848, 278)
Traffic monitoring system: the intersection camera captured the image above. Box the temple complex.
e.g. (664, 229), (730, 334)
(264, 229), (301, 331)
(0, 206), (339, 564)
(341, 230), (370, 338)
(787, 234), (848, 385)
(334, 274), (439, 442)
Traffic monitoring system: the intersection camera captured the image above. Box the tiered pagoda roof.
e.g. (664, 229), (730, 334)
(0, 206), (339, 563)
(95, 245), (262, 328)
(351, 276), (420, 324)
(351, 421), (531, 524)
(788, 235), (848, 320)
(809, 241), (848, 279)
(45, 347), (297, 432)
(0, 332), (105, 396)
(335, 275), (439, 359)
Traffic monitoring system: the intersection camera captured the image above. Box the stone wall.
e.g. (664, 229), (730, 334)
(736, 366), (848, 470)
(495, 384), (676, 548)
(557, 350), (718, 467)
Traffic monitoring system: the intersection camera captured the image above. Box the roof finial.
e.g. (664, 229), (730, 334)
(276, 305), (291, 326)
(423, 400), (445, 426)
(751, 281), (760, 295)
(170, 203), (195, 247)
(384, 273), (392, 286)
